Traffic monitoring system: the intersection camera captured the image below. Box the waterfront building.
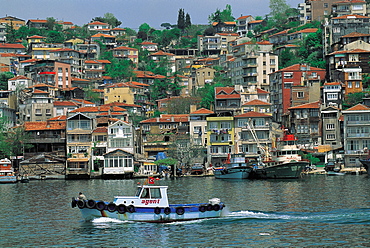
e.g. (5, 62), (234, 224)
(234, 111), (272, 157)
(66, 113), (94, 179)
(139, 114), (190, 159)
(206, 115), (234, 167)
(320, 105), (343, 151)
(214, 87), (241, 116)
(288, 101), (321, 148)
(189, 107), (214, 155)
(269, 64), (326, 123)
(342, 104), (370, 167)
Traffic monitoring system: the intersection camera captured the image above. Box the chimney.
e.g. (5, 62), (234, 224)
(190, 104), (197, 113)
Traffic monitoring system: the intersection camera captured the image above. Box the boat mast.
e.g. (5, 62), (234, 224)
(245, 119), (270, 165)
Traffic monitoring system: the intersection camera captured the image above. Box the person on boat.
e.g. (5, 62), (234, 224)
(78, 192), (87, 201)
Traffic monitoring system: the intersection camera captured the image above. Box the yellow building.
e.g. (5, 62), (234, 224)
(104, 81), (149, 105)
(0, 16), (25, 30)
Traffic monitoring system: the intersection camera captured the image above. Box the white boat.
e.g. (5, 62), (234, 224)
(327, 171), (345, 176)
(71, 183), (225, 223)
(213, 154), (253, 179)
(0, 158), (17, 183)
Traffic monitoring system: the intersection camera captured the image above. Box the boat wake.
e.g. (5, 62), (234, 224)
(225, 208), (370, 224)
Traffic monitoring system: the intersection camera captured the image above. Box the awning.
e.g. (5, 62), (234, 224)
(67, 158), (89, 162)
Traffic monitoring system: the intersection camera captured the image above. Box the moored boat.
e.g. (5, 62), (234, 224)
(71, 182), (225, 223)
(359, 152), (370, 175)
(250, 133), (308, 179)
(213, 154), (253, 179)
(0, 158), (17, 184)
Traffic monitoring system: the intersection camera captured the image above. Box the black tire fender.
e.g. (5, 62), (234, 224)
(127, 205), (136, 213)
(176, 207), (185, 215)
(199, 205), (206, 212)
(164, 207), (171, 215)
(213, 204), (221, 211)
(154, 207), (161, 215)
(71, 197), (77, 208)
(206, 204), (213, 211)
(86, 199), (96, 209)
(107, 202), (117, 212)
(96, 201), (106, 211)
(77, 200), (85, 209)
(117, 204), (126, 214)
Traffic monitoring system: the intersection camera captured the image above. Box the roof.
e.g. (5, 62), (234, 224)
(53, 101), (79, 107)
(27, 35), (46, 39)
(69, 106), (126, 113)
(237, 15), (252, 20)
(234, 40), (272, 47)
(275, 64), (325, 73)
(328, 48), (370, 55)
(288, 28), (318, 35)
(288, 101), (320, 110)
(93, 127), (108, 133)
(234, 111), (271, 118)
(344, 104), (370, 111)
(24, 121), (66, 131)
(341, 32), (370, 38)
(242, 99), (271, 106)
(140, 114), (189, 123)
(150, 50), (175, 56)
(112, 46), (138, 51)
(91, 33), (115, 38)
(215, 87), (240, 99)
(88, 21), (109, 26)
(9, 75), (31, 80)
(85, 59), (111, 64)
(0, 43), (25, 49)
(332, 14), (370, 19)
(257, 88), (270, 94)
(190, 108), (214, 115)
(48, 115), (67, 121)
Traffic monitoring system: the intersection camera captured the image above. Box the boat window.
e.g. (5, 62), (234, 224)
(150, 188), (161, 199)
(135, 188), (142, 197)
(141, 188), (150, 198)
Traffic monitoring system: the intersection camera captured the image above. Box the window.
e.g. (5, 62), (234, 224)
(355, 81), (360, 88)
(297, 92), (304, 98)
(326, 123), (335, 130)
(327, 93), (338, 100)
(46, 109), (51, 115)
(348, 82), (352, 88)
(284, 72), (293, 79)
(220, 122), (231, 129)
(209, 122), (218, 129)
(284, 82), (292, 89)
(323, 3), (328, 7)
(35, 109), (42, 115)
(326, 134), (335, 140)
(349, 54), (359, 62)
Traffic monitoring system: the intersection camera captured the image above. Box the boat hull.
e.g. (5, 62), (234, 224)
(359, 159), (370, 175)
(76, 202), (225, 223)
(250, 161), (308, 179)
(213, 167), (252, 179)
(0, 176), (17, 183)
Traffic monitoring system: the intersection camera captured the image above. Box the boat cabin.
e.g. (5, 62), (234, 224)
(113, 185), (169, 208)
(0, 158), (14, 175)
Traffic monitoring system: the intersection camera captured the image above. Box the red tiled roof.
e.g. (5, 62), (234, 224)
(24, 121), (66, 131)
(275, 64), (325, 73)
(234, 40), (272, 47)
(150, 50), (175, 56)
(216, 33), (239, 36)
(33, 89), (49, 94)
(289, 28), (318, 35)
(91, 33), (115, 38)
(93, 127), (108, 133)
(140, 114), (189, 123)
(72, 99), (95, 105)
(50, 48), (78, 53)
(332, 14), (370, 19)
(243, 99), (271, 106)
(328, 49), (370, 55)
(48, 115), (67, 121)
(9, 75), (30, 80)
(53, 101), (78, 106)
(28, 19), (47, 23)
(96, 112), (126, 116)
(341, 32), (370, 38)
(30, 83), (57, 88)
(234, 111), (271, 118)
(112, 46), (138, 51)
(237, 15), (252, 20)
(71, 77), (90, 82)
(0, 43), (25, 49)
(257, 88), (269, 94)
(70, 106), (126, 113)
(289, 101), (320, 110)
(140, 41), (158, 45)
(88, 21), (109, 26)
(27, 35), (46, 39)
(345, 104), (370, 111)
(85, 59), (111, 64)
(190, 108), (214, 115)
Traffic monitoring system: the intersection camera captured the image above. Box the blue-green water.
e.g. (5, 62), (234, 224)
(1, 175), (369, 247)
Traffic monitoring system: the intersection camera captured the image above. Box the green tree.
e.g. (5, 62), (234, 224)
(343, 92), (367, 109)
(46, 30), (65, 43)
(298, 29), (325, 69)
(0, 72), (14, 90)
(166, 97), (200, 114)
(177, 8), (185, 31)
(208, 4), (235, 23)
(93, 13), (122, 28)
(269, 0), (290, 21)
(46, 17), (56, 30)
(185, 13), (192, 29)
(161, 23), (173, 29)
(5, 22), (17, 43)
(83, 86), (101, 104)
(0, 125), (33, 158)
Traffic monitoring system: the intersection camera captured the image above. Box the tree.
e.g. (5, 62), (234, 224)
(46, 17), (56, 30)
(343, 92), (367, 109)
(93, 13), (122, 28)
(208, 4), (235, 23)
(185, 13), (192, 29)
(177, 8), (185, 31)
(0, 72), (15, 90)
(83, 86), (101, 104)
(166, 97), (200, 114)
(166, 137), (205, 172)
(161, 23), (173, 29)
(0, 124), (33, 158)
(269, 0), (290, 20)
(5, 22), (17, 43)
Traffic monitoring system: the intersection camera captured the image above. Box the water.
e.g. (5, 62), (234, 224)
(1, 175), (370, 247)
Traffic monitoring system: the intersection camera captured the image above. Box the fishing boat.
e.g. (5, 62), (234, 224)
(71, 181), (225, 223)
(249, 132), (308, 179)
(0, 158), (17, 183)
(213, 154), (253, 179)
